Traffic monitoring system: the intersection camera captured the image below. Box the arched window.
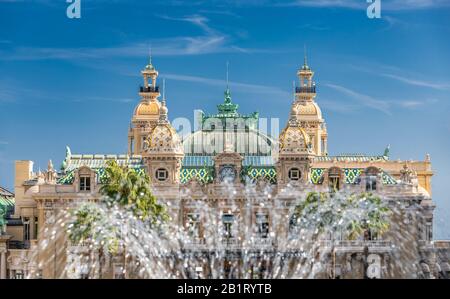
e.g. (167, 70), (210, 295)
(365, 167), (379, 191)
(328, 167), (341, 191)
(288, 214), (300, 238)
(78, 166), (92, 192)
(288, 168), (301, 181)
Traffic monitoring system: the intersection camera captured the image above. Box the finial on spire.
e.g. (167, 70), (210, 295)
(300, 45), (311, 71)
(149, 45), (152, 66)
(226, 61), (230, 90)
(383, 144), (391, 157)
(304, 45), (307, 67)
(143, 45), (156, 71)
(162, 78), (166, 101)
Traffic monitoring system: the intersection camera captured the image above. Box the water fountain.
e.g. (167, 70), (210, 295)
(27, 179), (428, 279)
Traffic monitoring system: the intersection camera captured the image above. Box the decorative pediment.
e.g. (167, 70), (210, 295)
(213, 151), (243, 165)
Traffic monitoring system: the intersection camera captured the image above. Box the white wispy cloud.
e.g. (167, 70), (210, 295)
(324, 83), (391, 114)
(380, 73), (450, 90)
(3, 0), (449, 10)
(156, 14), (217, 35)
(323, 82), (439, 114)
(0, 37), (232, 61)
(349, 63), (450, 91)
(285, 0), (364, 9)
(0, 79), (135, 104)
(164, 73), (291, 98)
(319, 99), (359, 113)
(283, 0), (450, 10)
(0, 13), (257, 61)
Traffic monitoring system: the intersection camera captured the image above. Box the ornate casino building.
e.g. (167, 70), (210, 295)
(1, 56), (449, 279)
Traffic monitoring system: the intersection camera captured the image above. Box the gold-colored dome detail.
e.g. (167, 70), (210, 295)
(295, 102), (319, 116)
(279, 126), (311, 152)
(147, 123), (183, 154)
(136, 101), (160, 116)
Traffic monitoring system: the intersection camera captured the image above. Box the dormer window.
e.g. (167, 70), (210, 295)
(79, 176), (91, 191)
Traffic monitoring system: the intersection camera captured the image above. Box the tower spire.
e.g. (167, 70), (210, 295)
(226, 61), (230, 90)
(301, 45), (310, 71)
(149, 45), (153, 66)
(162, 78), (166, 101)
(159, 79), (168, 124)
(304, 45), (307, 68)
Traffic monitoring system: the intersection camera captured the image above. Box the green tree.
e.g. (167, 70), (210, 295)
(100, 160), (169, 225)
(68, 160), (169, 252)
(293, 192), (390, 240)
(292, 191), (391, 278)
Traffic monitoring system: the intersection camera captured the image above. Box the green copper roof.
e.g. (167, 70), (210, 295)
(202, 88), (259, 121)
(314, 155), (388, 162)
(61, 149), (144, 172)
(182, 155), (274, 167)
(217, 88), (239, 116)
(0, 196), (14, 208)
(0, 187), (14, 226)
(58, 149), (145, 184)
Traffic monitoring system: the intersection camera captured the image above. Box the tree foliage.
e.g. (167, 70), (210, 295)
(293, 192), (391, 240)
(68, 160), (169, 253)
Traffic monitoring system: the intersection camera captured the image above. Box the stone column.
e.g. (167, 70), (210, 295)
(0, 235), (12, 279)
(0, 250), (6, 279)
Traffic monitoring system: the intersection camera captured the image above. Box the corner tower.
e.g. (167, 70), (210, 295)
(293, 51), (328, 155)
(128, 56), (162, 155)
(143, 83), (184, 186)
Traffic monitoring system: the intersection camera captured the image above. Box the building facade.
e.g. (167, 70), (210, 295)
(1, 57), (449, 279)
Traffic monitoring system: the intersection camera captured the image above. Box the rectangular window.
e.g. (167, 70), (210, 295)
(256, 213), (269, 238)
(34, 217), (38, 239)
(222, 214), (235, 239)
(186, 213), (201, 238)
(366, 176), (377, 191)
(23, 217), (30, 241)
(80, 176), (91, 191)
(13, 270), (25, 279)
(289, 214), (299, 238)
(425, 223), (432, 241)
(329, 177), (340, 191)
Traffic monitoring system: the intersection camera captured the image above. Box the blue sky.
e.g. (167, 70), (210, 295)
(0, 0), (449, 238)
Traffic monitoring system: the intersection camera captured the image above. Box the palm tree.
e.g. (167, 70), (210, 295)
(292, 191), (391, 278)
(68, 160), (169, 278)
(100, 160), (169, 225)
